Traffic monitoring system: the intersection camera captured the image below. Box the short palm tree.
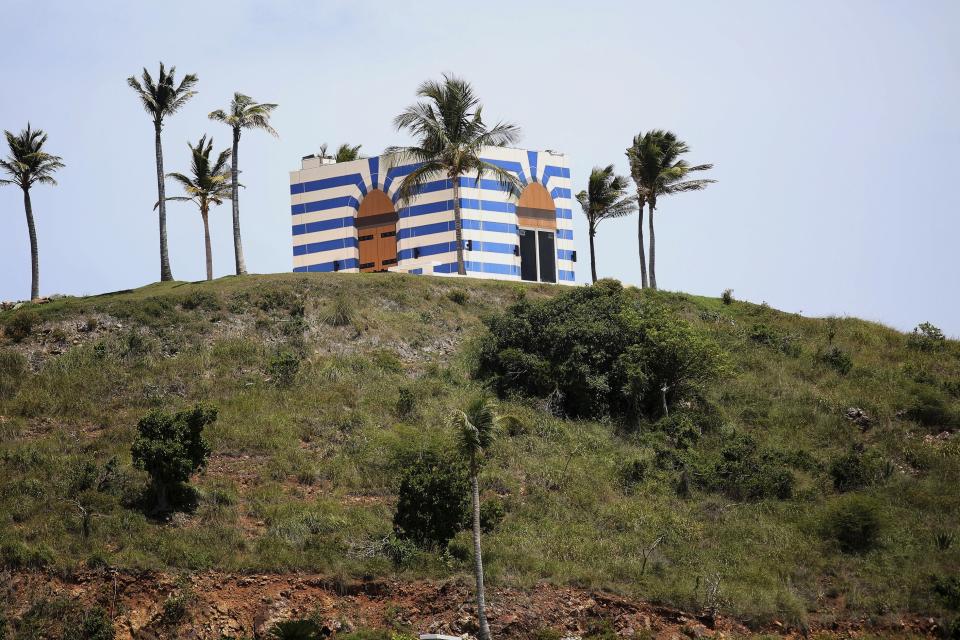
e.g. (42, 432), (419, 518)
(576, 165), (636, 283)
(627, 130), (714, 289)
(127, 63), (199, 282)
(208, 93), (278, 276)
(334, 143), (363, 162)
(388, 74), (522, 275)
(452, 396), (500, 640)
(161, 136), (232, 281)
(0, 124), (64, 301)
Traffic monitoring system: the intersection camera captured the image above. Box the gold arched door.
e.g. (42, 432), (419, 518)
(516, 183), (557, 283)
(356, 189), (398, 272)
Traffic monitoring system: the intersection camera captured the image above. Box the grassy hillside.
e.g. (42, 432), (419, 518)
(1, 273), (958, 633)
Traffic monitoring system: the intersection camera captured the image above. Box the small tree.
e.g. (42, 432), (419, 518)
(452, 396), (500, 640)
(131, 405), (215, 512)
(392, 451), (469, 548)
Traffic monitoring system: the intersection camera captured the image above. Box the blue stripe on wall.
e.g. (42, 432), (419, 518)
(293, 236), (358, 256)
(293, 257), (360, 273)
(398, 241), (457, 261)
(556, 208), (573, 219)
(368, 157), (379, 190)
(551, 187), (572, 200)
(480, 158), (528, 186)
(462, 220), (518, 235)
(299, 173), (364, 194)
(527, 150), (538, 184)
(559, 270), (575, 281)
(540, 165), (569, 188)
(557, 249), (575, 261)
(292, 215), (356, 236)
(400, 200), (453, 218)
(398, 220), (453, 240)
(382, 162), (422, 194)
(293, 195), (360, 215)
(557, 228), (573, 240)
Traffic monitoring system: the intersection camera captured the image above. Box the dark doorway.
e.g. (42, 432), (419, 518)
(519, 228), (538, 281)
(537, 230), (556, 283)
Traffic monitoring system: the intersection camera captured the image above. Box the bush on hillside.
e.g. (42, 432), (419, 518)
(821, 495), (883, 553)
(63, 606), (114, 640)
(904, 385), (960, 430)
(269, 350), (301, 387)
(0, 349), (27, 400)
(393, 452), (469, 548)
(2, 310), (39, 343)
(131, 405), (215, 512)
(721, 288), (734, 305)
(700, 432), (794, 500)
(907, 321), (946, 352)
(830, 448), (885, 492)
(749, 323), (802, 357)
(476, 280), (727, 422)
(821, 346), (853, 375)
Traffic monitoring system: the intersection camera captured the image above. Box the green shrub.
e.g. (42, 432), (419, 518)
(619, 457), (649, 489)
(0, 348), (27, 400)
(3, 309), (39, 342)
(721, 288), (734, 305)
(480, 496), (506, 533)
(447, 289), (469, 305)
(821, 495), (883, 553)
(0, 539), (53, 569)
(701, 432), (794, 500)
(382, 534), (419, 567)
(477, 280), (727, 421)
(270, 618), (323, 640)
(907, 322), (946, 352)
(395, 387), (417, 420)
(178, 290), (220, 311)
(269, 350), (301, 387)
(821, 346), (853, 375)
(63, 606), (114, 640)
(933, 575), (960, 610)
(393, 452), (469, 548)
(324, 296), (356, 327)
(830, 448), (884, 492)
(904, 385), (960, 429)
(749, 323), (801, 357)
(131, 405), (215, 511)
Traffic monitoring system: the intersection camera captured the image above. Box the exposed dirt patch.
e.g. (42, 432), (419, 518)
(1, 570), (940, 639)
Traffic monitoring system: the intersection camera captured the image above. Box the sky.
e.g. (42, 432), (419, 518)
(1, 1), (958, 335)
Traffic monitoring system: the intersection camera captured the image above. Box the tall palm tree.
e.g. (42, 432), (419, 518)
(0, 124), (64, 301)
(452, 396), (500, 640)
(160, 136), (232, 281)
(208, 93), (278, 276)
(627, 130), (714, 289)
(388, 74), (522, 275)
(576, 165), (636, 283)
(127, 63), (199, 282)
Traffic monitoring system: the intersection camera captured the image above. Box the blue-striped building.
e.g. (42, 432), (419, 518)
(290, 147), (576, 283)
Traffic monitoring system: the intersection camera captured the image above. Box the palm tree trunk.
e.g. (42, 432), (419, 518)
(154, 121), (173, 282)
(452, 175), (466, 275)
(201, 205), (213, 282)
(231, 127), (247, 276)
(588, 227), (598, 283)
(471, 469), (491, 640)
(23, 187), (39, 300)
(636, 190), (648, 289)
(648, 202), (657, 290)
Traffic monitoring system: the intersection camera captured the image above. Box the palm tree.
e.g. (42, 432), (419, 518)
(334, 143), (363, 162)
(161, 136), (232, 281)
(0, 124), (64, 301)
(452, 396), (500, 640)
(576, 165), (636, 283)
(127, 63), (199, 282)
(388, 74), (522, 275)
(627, 130), (714, 289)
(208, 93), (278, 276)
